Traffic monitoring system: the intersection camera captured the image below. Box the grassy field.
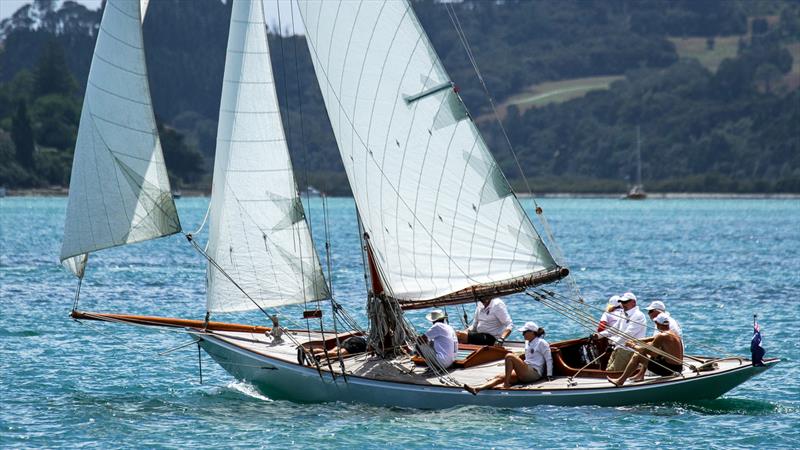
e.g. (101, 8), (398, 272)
(488, 75), (624, 120)
(669, 36), (741, 71)
(486, 16), (799, 121)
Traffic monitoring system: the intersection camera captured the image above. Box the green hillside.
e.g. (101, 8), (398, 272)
(0, 0), (798, 194)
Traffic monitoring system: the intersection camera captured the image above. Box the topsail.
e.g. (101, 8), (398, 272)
(298, 0), (561, 306)
(205, 0), (329, 313)
(60, 0), (180, 276)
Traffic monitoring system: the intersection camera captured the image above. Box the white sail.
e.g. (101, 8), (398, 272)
(206, 0), (329, 313)
(140, 0), (150, 21)
(60, 0), (180, 270)
(298, 0), (558, 303)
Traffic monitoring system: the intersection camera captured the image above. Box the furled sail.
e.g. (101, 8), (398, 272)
(206, 0), (329, 313)
(60, 0), (180, 276)
(299, 0), (563, 307)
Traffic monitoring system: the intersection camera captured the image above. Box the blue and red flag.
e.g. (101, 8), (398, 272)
(750, 316), (765, 367)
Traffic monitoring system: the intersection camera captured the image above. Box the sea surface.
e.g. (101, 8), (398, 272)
(1, 197), (798, 449)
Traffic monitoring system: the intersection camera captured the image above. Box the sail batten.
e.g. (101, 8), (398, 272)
(60, 0), (180, 270)
(206, 0), (329, 313)
(300, 0), (558, 303)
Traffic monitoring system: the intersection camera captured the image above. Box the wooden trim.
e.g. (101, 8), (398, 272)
(398, 266), (569, 310)
(71, 310), (272, 333)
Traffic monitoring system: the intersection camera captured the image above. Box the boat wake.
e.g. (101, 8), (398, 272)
(223, 381), (273, 402)
(683, 397), (781, 415)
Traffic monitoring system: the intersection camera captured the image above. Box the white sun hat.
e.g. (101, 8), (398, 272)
(425, 309), (448, 322)
(646, 300), (666, 312)
(517, 321), (539, 333)
(654, 313), (671, 326)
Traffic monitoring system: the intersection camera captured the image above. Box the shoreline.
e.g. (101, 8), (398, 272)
(2, 188), (799, 200)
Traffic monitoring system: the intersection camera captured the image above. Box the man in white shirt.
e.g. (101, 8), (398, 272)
(645, 300), (683, 338)
(605, 292), (647, 372)
(422, 309), (458, 368)
(456, 297), (513, 346)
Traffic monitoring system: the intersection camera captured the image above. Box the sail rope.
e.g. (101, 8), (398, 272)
(269, 0), (313, 352)
(191, 199), (212, 236)
(72, 311), (350, 379)
(184, 233), (312, 350)
(532, 288), (739, 361)
(321, 194), (350, 379)
(71, 277), (83, 312)
(528, 290), (690, 372)
(443, 2), (583, 302)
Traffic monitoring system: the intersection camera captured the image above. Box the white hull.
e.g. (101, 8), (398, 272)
(196, 331), (776, 409)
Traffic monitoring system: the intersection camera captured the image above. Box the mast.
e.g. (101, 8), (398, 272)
(636, 125), (642, 188)
(60, 0), (180, 279)
(205, 0), (329, 313)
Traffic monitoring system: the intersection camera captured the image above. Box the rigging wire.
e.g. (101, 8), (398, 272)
(191, 199), (212, 236)
(541, 287), (738, 360)
(271, 0), (314, 352)
(71, 277), (83, 312)
(528, 290), (689, 371)
(443, 2), (583, 301)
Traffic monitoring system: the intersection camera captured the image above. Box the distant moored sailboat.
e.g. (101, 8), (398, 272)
(625, 125), (647, 199)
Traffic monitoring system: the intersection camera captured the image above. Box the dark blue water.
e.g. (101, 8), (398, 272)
(1, 197), (798, 448)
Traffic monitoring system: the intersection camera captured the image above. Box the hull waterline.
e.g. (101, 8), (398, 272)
(69, 311), (777, 409)
(196, 332), (777, 409)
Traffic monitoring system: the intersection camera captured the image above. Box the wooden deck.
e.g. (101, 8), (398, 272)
(208, 328), (745, 391)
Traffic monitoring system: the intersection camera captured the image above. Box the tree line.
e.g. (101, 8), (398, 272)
(0, 0), (797, 193)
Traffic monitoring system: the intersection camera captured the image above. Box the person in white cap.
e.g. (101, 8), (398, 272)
(607, 313), (684, 386)
(605, 291), (647, 372)
(456, 297), (513, 347)
(596, 295), (623, 337)
(645, 300), (682, 338)
(421, 310), (458, 368)
(464, 321), (552, 395)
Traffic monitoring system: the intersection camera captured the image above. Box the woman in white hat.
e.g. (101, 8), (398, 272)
(420, 309), (458, 369)
(465, 321), (553, 395)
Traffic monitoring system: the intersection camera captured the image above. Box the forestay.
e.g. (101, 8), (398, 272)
(60, 0), (180, 277)
(206, 0), (329, 313)
(298, 0), (558, 304)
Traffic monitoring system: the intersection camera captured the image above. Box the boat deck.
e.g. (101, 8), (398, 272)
(207, 328), (749, 391)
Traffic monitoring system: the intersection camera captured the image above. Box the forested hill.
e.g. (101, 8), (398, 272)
(0, 0), (798, 193)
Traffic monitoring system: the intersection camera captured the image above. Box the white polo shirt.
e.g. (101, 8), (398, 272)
(524, 336), (553, 377)
(610, 306), (647, 348)
(471, 298), (513, 338)
(425, 322), (458, 367)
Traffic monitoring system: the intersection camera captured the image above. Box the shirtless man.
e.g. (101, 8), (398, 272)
(607, 313), (683, 386)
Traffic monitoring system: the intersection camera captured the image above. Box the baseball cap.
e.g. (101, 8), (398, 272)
(517, 321), (539, 333)
(646, 300), (666, 312)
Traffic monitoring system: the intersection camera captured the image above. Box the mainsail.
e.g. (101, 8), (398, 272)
(206, 0), (329, 313)
(60, 0), (180, 277)
(298, 0), (563, 307)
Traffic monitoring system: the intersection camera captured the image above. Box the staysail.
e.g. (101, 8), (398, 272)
(299, 0), (563, 308)
(60, 0), (180, 277)
(206, 0), (329, 313)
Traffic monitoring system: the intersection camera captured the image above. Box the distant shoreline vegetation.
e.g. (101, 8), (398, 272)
(1, 0), (798, 194)
(4, 187), (800, 200)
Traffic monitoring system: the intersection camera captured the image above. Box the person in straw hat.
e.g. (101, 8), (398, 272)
(464, 321), (552, 395)
(420, 309), (458, 369)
